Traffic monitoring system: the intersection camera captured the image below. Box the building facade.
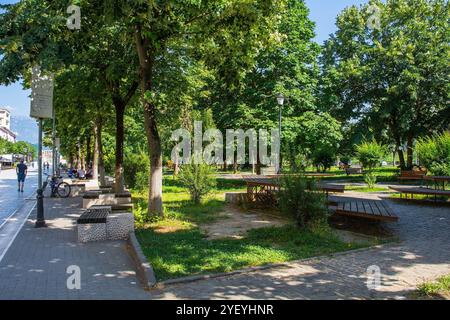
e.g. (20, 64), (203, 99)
(0, 108), (16, 142)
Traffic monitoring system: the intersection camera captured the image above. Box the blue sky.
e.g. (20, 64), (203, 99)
(0, 0), (370, 118)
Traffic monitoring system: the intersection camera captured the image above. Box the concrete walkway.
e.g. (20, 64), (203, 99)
(0, 190), (448, 300)
(151, 193), (450, 300)
(0, 196), (148, 300)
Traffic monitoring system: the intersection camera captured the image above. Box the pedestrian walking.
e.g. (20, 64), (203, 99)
(16, 159), (28, 192)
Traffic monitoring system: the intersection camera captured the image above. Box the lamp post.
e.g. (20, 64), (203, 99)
(277, 94), (285, 175)
(35, 118), (46, 228)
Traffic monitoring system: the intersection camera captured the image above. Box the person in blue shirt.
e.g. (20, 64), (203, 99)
(16, 159), (28, 193)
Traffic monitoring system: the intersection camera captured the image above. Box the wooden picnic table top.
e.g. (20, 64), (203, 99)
(243, 176), (345, 193)
(336, 200), (398, 222)
(389, 186), (450, 196)
(422, 176), (450, 182)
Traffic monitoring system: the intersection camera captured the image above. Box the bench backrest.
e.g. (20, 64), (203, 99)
(400, 170), (426, 177)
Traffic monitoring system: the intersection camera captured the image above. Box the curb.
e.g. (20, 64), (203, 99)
(154, 242), (401, 290)
(126, 232), (157, 290)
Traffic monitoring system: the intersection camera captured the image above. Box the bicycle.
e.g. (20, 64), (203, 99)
(45, 174), (72, 198)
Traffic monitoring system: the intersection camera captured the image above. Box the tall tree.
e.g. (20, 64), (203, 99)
(125, 0), (286, 215)
(320, 0), (449, 169)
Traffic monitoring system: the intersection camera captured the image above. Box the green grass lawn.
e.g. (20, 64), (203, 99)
(317, 167), (399, 182)
(132, 176), (374, 282)
(136, 225), (365, 281)
(345, 186), (389, 193)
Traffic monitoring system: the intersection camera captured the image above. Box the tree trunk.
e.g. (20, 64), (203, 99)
(97, 121), (106, 187)
(144, 102), (163, 216)
(93, 117), (105, 185)
(407, 133), (414, 169)
(86, 133), (92, 168)
(136, 28), (164, 217)
(233, 156), (238, 174)
(174, 154), (180, 176)
(77, 143), (82, 170)
(394, 137), (406, 169)
(114, 103), (126, 193)
(93, 123), (99, 182)
(256, 153), (262, 175)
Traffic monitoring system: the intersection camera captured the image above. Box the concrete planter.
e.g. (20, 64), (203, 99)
(77, 207), (134, 243)
(82, 192), (132, 209)
(106, 212), (134, 240)
(77, 223), (107, 243)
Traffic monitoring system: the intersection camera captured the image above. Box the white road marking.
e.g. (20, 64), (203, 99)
(0, 201), (37, 263)
(0, 209), (18, 230)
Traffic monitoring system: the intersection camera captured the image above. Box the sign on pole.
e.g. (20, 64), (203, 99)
(30, 65), (54, 119)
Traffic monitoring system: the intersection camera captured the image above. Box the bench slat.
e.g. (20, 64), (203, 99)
(335, 200), (398, 222)
(77, 208), (110, 224)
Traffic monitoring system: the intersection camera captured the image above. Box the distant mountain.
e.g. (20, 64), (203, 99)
(10, 115), (38, 144)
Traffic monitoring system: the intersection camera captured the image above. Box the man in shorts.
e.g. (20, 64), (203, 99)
(16, 159), (28, 192)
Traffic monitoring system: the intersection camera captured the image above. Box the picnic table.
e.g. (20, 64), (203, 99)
(243, 176), (345, 207)
(335, 200), (398, 222)
(422, 176), (450, 190)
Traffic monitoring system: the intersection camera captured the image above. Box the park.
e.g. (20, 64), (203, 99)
(0, 0), (448, 302)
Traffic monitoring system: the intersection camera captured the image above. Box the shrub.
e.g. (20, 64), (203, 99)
(178, 160), (216, 204)
(124, 150), (150, 190)
(355, 140), (387, 170)
(416, 132), (450, 176)
(364, 171), (377, 189)
(340, 155), (352, 165)
(311, 148), (335, 172)
(279, 175), (329, 229)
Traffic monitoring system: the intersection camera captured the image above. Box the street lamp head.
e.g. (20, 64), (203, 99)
(277, 94), (285, 106)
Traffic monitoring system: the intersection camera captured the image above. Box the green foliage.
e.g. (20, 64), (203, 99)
(0, 138), (36, 158)
(356, 140), (387, 170)
(416, 132), (450, 176)
(178, 161), (217, 204)
(279, 175), (329, 229)
(418, 274), (450, 297)
(321, 0), (449, 168)
(340, 155), (352, 165)
(285, 111), (342, 171)
(311, 148), (335, 172)
(124, 149), (150, 190)
(364, 172), (377, 190)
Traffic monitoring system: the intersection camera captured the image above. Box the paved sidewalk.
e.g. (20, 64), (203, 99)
(151, 194), (450, 300)
(0, 168), (38, 223)
(0, 196), (149, 300)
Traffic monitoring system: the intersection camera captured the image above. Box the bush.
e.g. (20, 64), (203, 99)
(340, 155), (352, 165)
(364, 171), (377, 189)
(416, 132), (450, 176)
(312, 148), (335, 172)
(178, 160), (216, 204)
(124, 150), (150, 190)
(355, 140), (387, 170)
(279, 175), (329, 229)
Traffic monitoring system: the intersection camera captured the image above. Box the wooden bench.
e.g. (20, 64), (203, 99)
(389, 186), (450, 201)
(320, 184), (345, 196)
(398, 170), (426, 181)
(345, 167), (363, 175)
(335, 200), (398, 222)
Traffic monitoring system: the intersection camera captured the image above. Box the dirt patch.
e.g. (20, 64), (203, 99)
(200, 205), (289, 240)
(152, 221), (192, 234)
